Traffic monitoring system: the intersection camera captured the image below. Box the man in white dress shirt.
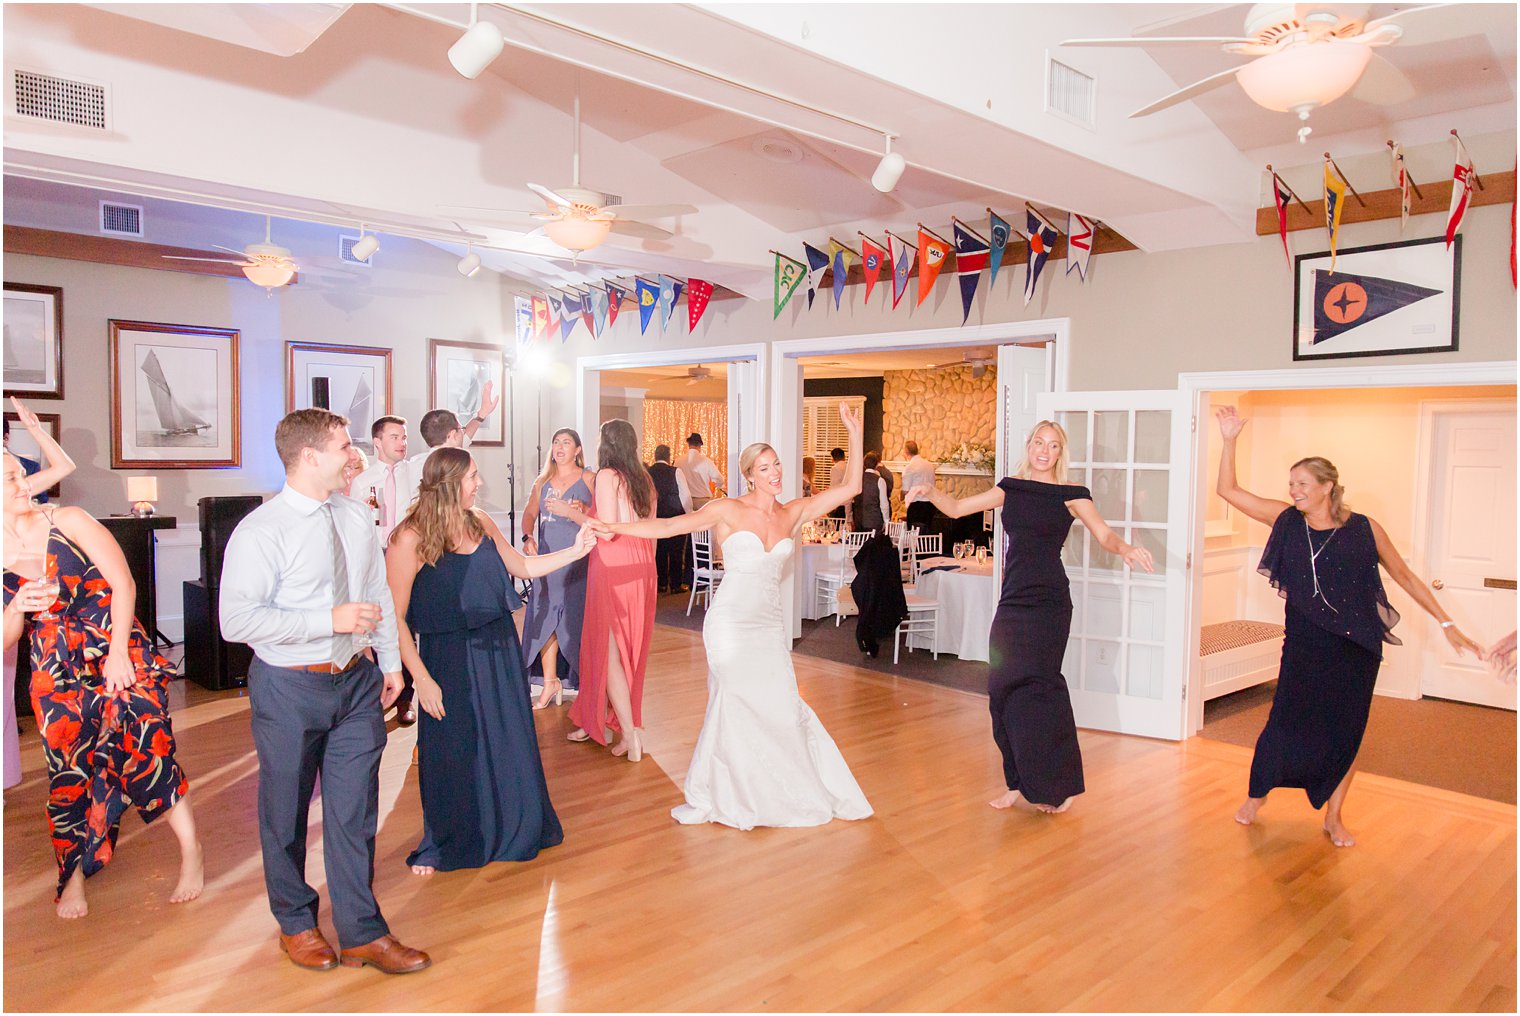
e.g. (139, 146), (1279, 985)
(402, 385), (500, 509)
(682, 432), (725, 506)
(901, 440), (938, 532)
(348, 415), (411, 546)
(827, 447), (849, 523)
(220, 408), (430, 975)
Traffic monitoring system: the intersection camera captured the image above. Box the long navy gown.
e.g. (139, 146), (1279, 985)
(988, 478), (1092, 806)
(406, 540), (563, 871)
(1249, 508), (1400, 807)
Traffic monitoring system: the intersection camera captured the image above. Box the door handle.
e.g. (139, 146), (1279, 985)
(1431, 579), (1444, 590)
(1484, 577), (1518, 590)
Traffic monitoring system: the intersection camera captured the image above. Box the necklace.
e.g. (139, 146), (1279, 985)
(1304, 515), (1341, 613)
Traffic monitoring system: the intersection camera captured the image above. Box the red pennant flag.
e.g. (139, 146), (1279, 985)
(531, 295), (549, 340)
(1272, 174), (1293, 267)
(687, 278), (714, 330)
(606, 283), (624, 326)
(916, 227), (951, 307)
(859, 235), (887, 305)
(1446, 134), (1475, 249)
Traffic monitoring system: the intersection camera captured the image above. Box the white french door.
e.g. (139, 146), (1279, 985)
(1035, 389), (1192, 741)
(994, 344), (1053, 595)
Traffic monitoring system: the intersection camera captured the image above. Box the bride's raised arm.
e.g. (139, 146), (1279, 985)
(795, 403), (863, 525)
(605, 497), (731, 541)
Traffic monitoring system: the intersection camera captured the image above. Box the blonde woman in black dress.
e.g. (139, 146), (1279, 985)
(1215, 406), (1483, 846)
(909, 420), (1152, 813)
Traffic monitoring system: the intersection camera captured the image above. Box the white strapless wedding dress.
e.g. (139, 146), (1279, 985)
(672, 531), (873, 830)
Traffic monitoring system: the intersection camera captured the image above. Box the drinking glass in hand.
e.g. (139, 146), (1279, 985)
(32, 560), (60, 624)
(352, 601), (380, 649)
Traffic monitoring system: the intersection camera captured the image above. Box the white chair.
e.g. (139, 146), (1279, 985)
(983, 509), (995, 533)
(894, 592), (940, 663)
(687, 529), (724, 616)
(814, 515), (845, 535)
(896, 526), (918, 583)
(885, 520), (907, 544)
(815, 530), (874, 623)
(910, 533), (942, 585)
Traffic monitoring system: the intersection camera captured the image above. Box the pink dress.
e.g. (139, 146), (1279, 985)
(569, 499), (657, 745)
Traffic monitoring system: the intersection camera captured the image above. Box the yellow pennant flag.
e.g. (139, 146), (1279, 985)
(1323, 161), (1347, 274)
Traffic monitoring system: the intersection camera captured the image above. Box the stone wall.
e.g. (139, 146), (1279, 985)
(881, 364), (997, 461)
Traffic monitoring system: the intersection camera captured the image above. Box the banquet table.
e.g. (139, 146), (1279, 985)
(908, 557), (996, 662)
(797, 541), (856, 620)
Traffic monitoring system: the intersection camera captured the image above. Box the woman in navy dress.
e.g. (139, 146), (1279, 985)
(1215, 406), (1483, 846)
(910, 421), (1153, 813)
(520, 429), (596, 709)
(386, 447), (597, 875)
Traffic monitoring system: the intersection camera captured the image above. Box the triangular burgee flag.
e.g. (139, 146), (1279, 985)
(1023, 210), (1058, 306)
(859, 236), (886, 305)
(605, 282), (626, 326)
(560, 291), (584, 342)
(657, 275), (677, 332)
(828, 239), (855, 310)
(1446, 136), (1474, 249)
(915, 227), (951, 307)
(590, 286), (609, 338)
(803, 242), (830, 309)
(1311, 269), (1442, 345)
(514, 296), (534, 346)
(1390, 143), (1411, 233)
(579, 291), (596, 336)
(635, 277), (658, 335)
(988, 211), (1012, 286)
(531, 295), (549, 340)
(1273, 175), (1293, 267)
(889, 233), (916, 310)
(546, 293), (564, 340)
(687, 278), (714, 330)
(1066, 213), (1094, 280)
(774, 252), (805, 319)
(952, 220), (989, 325)
(1324, 161), (1347, 273)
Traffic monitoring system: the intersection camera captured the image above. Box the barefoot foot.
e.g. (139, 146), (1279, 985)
(410, 864), (436, 876)
(1047, 797), (1073, 814)
(56, 870), (87, 919)
(988, 789), (1025, 810)
(1323, 817), (1357, 848)
(170, 840), (204, 904)
(1234, 797), (1265, 826)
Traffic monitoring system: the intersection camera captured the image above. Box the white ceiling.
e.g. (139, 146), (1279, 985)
(4, 3), (1514, 298)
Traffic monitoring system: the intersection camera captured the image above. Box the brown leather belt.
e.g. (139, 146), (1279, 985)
(288, 653), (364, 674)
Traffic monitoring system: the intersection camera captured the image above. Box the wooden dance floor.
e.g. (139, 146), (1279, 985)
(4, 624), (1515, 1011)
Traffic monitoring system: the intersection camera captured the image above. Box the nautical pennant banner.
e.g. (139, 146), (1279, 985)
(1023, 210), (1058, 306)
(988, 210), (1012, 286)
(828, 239), (855, 310)
(606, 282), (626, 326)
(687, 278), (715, 330)
(560, 291), (584, 342)
(1066, 212), (1094, 281)
(514, 296), (534, 347)
(1311, 269), (1441, 345)
(635, 277), (658, 335)
(590, 285), (610, 338)
(888, 232), (916, 310)
(546, 293), (564, 337)
(1446, 135), (1475, 249)
(579, 290), (597, 337)
(952, 219), (989, 325)
(1272, 175), (1293, 267)
(531, 295), (549, 340)
(1323, 160), (1347, 273)
(774, 252), (805, 319)
(658, 275), (678, 332)
(859, 235), (886, 305)
(1390, 142), (1411, 233)
(803, 242), (830, 309)
(916, 227), (951, 307)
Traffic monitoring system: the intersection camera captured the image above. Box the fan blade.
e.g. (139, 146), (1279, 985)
(1130, 63), (1245, 117)
(601, 202), (698, 219)
(608, 219), (673, 240)
(162, 255), (252, 265)
(439, 204), (553, 218)
(527, 183), (574, 209)
(1061, 35), (1256, 47)
(1351, 50), (1416, 105)
(1360, 4), (1446, 35)
(213, 244), (251, 256)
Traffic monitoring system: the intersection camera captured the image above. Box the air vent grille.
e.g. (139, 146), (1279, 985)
(338, 236), (372, 266)
(13, 69), (108, 130)
(1046, 58), (1095, 127)
(100, 201), (143, 237)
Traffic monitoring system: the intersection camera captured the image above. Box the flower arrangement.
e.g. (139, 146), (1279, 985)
(943, 441), (995, 472)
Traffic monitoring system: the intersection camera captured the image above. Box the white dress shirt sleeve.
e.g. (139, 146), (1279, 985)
(219, 525), (334, 647)
(675, 468), (693, 512)
(358, 518), (402, 673)
(877, 476), (889, 521)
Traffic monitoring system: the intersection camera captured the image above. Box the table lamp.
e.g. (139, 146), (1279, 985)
(127, 476), (158, 518)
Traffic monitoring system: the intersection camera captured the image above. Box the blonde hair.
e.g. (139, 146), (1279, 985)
(1015, 420), (1070, 484)
(739, 442), (776, 489)
(1291, 456), (1349, 522)
(396, 447), (486, 566)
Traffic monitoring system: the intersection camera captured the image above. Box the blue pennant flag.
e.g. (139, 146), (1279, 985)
(1024, 210), (1059, 307)
(1311, 269), (1442, 345)
(888, 233), (916, 310)
(589, 285), (610, 338)
(547, 293), (566, 341)
(953, 221), (990, 325)
(559, 290), (583, 341)
(658, 275), (678, 332)
(803, 242), (830, 309)
(988, 211), (1012, 286)
(635, 277), (659, 335)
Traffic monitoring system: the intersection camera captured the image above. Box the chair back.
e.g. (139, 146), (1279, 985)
(913, 533), (942, 558)
(885, 520), (906, 544)
(815, 515), (845, 534)
(843, 529), (873, 555)
(692, 528), (715, 569)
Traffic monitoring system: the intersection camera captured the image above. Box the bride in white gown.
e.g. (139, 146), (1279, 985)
(603, 403), (873, 829)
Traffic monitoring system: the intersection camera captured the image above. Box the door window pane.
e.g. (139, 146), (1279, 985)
(1093, 411), (1128, 462)
(1058, 412), (1088, 464)
(1061, 640), (1080, 689)
(1132, 527), (1167, 575)
(1127, 583), (1165, 641)
(1135, 410), (1170, 464)
(1068, 580), (1085, 634)
(1084, 640), (1121, 693)
(1090, 529), (1122, 572)
(1091, 468), (1128, 522)
(1062, 523), (1083, 568)
(1127, 644), (1163, 700)
(1084, 583), (1123, 639)
(1067, 466), (1087, 488)
(1133, 469), (1169, 523)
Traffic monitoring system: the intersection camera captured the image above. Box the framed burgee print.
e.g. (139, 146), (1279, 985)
(429, 339), (505, 446)
(286, 342), (394, 456)
(109, 320), (240, 468)
(1292, 235), (1460, 361)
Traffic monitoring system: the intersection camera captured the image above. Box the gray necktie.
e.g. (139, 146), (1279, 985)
(323, 502), (354, 667)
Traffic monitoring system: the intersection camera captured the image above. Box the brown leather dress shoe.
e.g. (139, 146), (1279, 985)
(339, 934), (432, 974)
(279, 928), (338, 971)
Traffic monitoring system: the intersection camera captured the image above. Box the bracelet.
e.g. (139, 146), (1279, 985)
(1440, 620), (1457, 629)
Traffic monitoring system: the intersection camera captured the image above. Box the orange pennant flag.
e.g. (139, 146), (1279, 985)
(916, 227), (951, 307)
(531, 295), (549, 340)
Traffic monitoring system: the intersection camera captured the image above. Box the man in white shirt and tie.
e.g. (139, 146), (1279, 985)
(348, 415), (411, 546)
(220, 408), (431, 976)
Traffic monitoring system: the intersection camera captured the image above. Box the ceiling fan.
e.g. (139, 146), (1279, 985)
(161, 215), (304, 289)
(443, 86), (696, 258)
(1062, 3), (1441, 134)
(930, 353), (994, 378)
(685, 364), (714, 385)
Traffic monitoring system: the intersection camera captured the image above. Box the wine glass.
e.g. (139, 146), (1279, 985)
(30, 558), (60, 624)
(351, 601), (380, 650)
(952, 542), (965, 562)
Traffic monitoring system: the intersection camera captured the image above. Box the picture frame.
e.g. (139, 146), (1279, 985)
(3, 283), (64, 399)
(1292, 235), (1461, 361)
(109, 320), (240, 469)
(3, 409), (62, 498)
(286, 341), (394, 456)
(429, 338), (505, 446)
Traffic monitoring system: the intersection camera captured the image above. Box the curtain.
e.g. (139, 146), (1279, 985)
(641, 399), (728, 491)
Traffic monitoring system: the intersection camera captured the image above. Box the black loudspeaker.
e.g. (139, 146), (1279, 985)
(198, 495), (263, 589)
(183, 580), (252, 690)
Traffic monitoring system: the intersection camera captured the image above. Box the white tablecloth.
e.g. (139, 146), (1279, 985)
(797, 542), (856, 620)
(908, 558), (996, 662)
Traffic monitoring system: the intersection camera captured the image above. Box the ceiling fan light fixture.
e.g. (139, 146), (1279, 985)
(448, 18), (504, 79)
(242, 262), (295, 289)
(543, 216), (612, 253)
(871, 134), (905, 193)
(1235, 41), (1372, 113)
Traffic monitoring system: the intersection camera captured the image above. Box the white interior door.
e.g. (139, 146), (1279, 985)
(1035, 389), (1192, 740)
(995, 344), (1052, 594)
(726, 359), (762, 493)
(1420, 403), (1516, 710)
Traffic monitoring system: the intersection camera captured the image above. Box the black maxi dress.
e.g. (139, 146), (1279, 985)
(1249, 508), (1400, 807)
(406, 540), (563, 871)
(988, 477), (1091, 806)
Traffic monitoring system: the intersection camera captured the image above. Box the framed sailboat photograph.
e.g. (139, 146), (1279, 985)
(3, 283), (63, 399)
(109, 320), (240, 468)
(285, 342), (394, 456)
(429, 338), (505, 447)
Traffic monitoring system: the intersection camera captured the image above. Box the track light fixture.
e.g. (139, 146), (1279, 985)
(350, 225), (379, 263)
(448, 3), (504, 79)
(871, 134), (905, 193)
(457, 247), (482, 277)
